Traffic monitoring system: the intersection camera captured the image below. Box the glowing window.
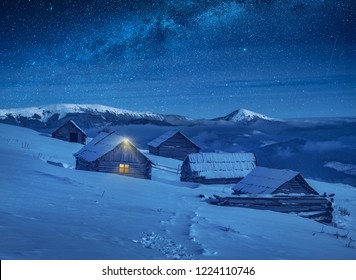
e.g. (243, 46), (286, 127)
(119, 164), (130, 174)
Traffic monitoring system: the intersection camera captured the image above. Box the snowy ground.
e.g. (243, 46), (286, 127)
(0, 123), (355, 259)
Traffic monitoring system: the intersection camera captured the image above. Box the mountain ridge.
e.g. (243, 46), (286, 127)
(213, 108), (273, 122)
(0, 104), (274, 129)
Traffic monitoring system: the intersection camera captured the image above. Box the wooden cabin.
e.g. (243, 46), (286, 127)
(232, 167), (319, 195)
(180, 152), (256, 184)
(74, 132), (152, 179)
(148, 131), (200, 160)
(52, 120), (87, 144)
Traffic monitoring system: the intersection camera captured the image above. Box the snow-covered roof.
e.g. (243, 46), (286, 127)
(187, 153), (256, 179)
(232, 167), (300, 194)
(74, 132), (127, 162)
(148, 131), (199, 148)
(73, 132), (108, 157)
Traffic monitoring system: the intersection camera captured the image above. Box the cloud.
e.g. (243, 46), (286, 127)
(303, 141), (346, 152)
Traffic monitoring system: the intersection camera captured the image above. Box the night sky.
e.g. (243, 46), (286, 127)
(1, 0), (355, 118)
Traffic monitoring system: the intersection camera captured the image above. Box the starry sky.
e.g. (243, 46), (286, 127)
(1, 0), (355, 118)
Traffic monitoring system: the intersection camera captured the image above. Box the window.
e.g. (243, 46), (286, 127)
(119, 164), (130, 174)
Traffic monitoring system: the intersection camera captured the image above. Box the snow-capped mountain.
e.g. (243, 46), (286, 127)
(0, 104), (175, 128)
(0, 104), (275, 129)
(0, 104), (163, 122)
(214, 108), (273, 122)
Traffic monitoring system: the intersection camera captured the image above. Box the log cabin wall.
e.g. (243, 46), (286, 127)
(274, 175), (319, 195)
(52, 121), (86, 144)
(151, 132), (200, 160)
(77, 142), (151, 179)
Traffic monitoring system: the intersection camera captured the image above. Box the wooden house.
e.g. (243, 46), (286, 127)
(148, 131), (200, 160)
(74, 132), (152, 179)
(232, 167), (319, 195)
(180, 152), (256, 184)
(52, 120), (87, 144)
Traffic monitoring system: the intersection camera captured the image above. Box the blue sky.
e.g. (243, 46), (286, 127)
(0, 0), (355, 118)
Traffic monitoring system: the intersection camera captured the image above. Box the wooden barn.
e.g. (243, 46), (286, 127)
(212, 167), (332, 223)
(74, 131), (152, 179)
(232, 167), (319, 195)
(52, 120), (87, 144)
(180, 152), (256, 184)
(148, 131), (200, 160)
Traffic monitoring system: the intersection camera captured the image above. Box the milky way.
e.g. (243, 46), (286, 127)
(1, 0), (355, 118)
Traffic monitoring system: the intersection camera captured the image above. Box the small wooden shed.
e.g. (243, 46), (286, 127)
(148, 131), (200, 160)
(52, 120), (87, 144)
(74, 132), (152, 179)
(180, 152), (256, 184)
(232, 167), (319, 195)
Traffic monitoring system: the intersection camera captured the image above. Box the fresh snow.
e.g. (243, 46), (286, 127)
(186, 152), (256, 179)
(0, 104), (163, 123)
(0, 123), (355, 260)
(74, 132), (131, 162)
(147, 131), (181, 148)
(232, 166), (302, 194)
(224, 108), (273, 122)
(147, 130), (199, 149)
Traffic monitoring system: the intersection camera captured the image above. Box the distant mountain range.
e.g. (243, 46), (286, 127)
(0, 104), (275, 129)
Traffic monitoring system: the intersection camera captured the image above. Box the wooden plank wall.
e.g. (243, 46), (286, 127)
(52, 122), (86, 144)
(209, 195), (333, 223)
(149, 146), (158, 155)
(275, 175), (318, 195)
(76, 142), (152, 179)
(151, 133), (199, 160)
(76, 159), (96, 171)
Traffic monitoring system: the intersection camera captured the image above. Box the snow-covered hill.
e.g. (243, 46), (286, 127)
(0, 105), (353, 187)
(0, 123), (355, 259)
(213, 108), (273, 122)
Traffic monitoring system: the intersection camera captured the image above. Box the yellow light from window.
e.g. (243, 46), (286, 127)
(119, 164), (130, 174)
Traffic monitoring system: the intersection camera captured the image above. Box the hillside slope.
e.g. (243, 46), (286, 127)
(0, 123), (355, 259)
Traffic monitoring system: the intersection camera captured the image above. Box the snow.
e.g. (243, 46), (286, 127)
(0, 104), (163, 123)
(74, 132), (129, 162)
(187, 152), (256, 179)
(147, 131), (179, 147)
(225, 108), (273, 122)
(0, 123), (355, 259)
(147, 130), (199, 148)
(232, 167), (301, 194)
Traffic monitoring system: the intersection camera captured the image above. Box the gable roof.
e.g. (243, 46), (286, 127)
(148, 131), (199, 148)
(73, 131), (109, 157)
(186, 152), (256, 179)
(74, 131), (150, 163)
(53, 120), (87, 136)
(232, 166), (311, 194)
